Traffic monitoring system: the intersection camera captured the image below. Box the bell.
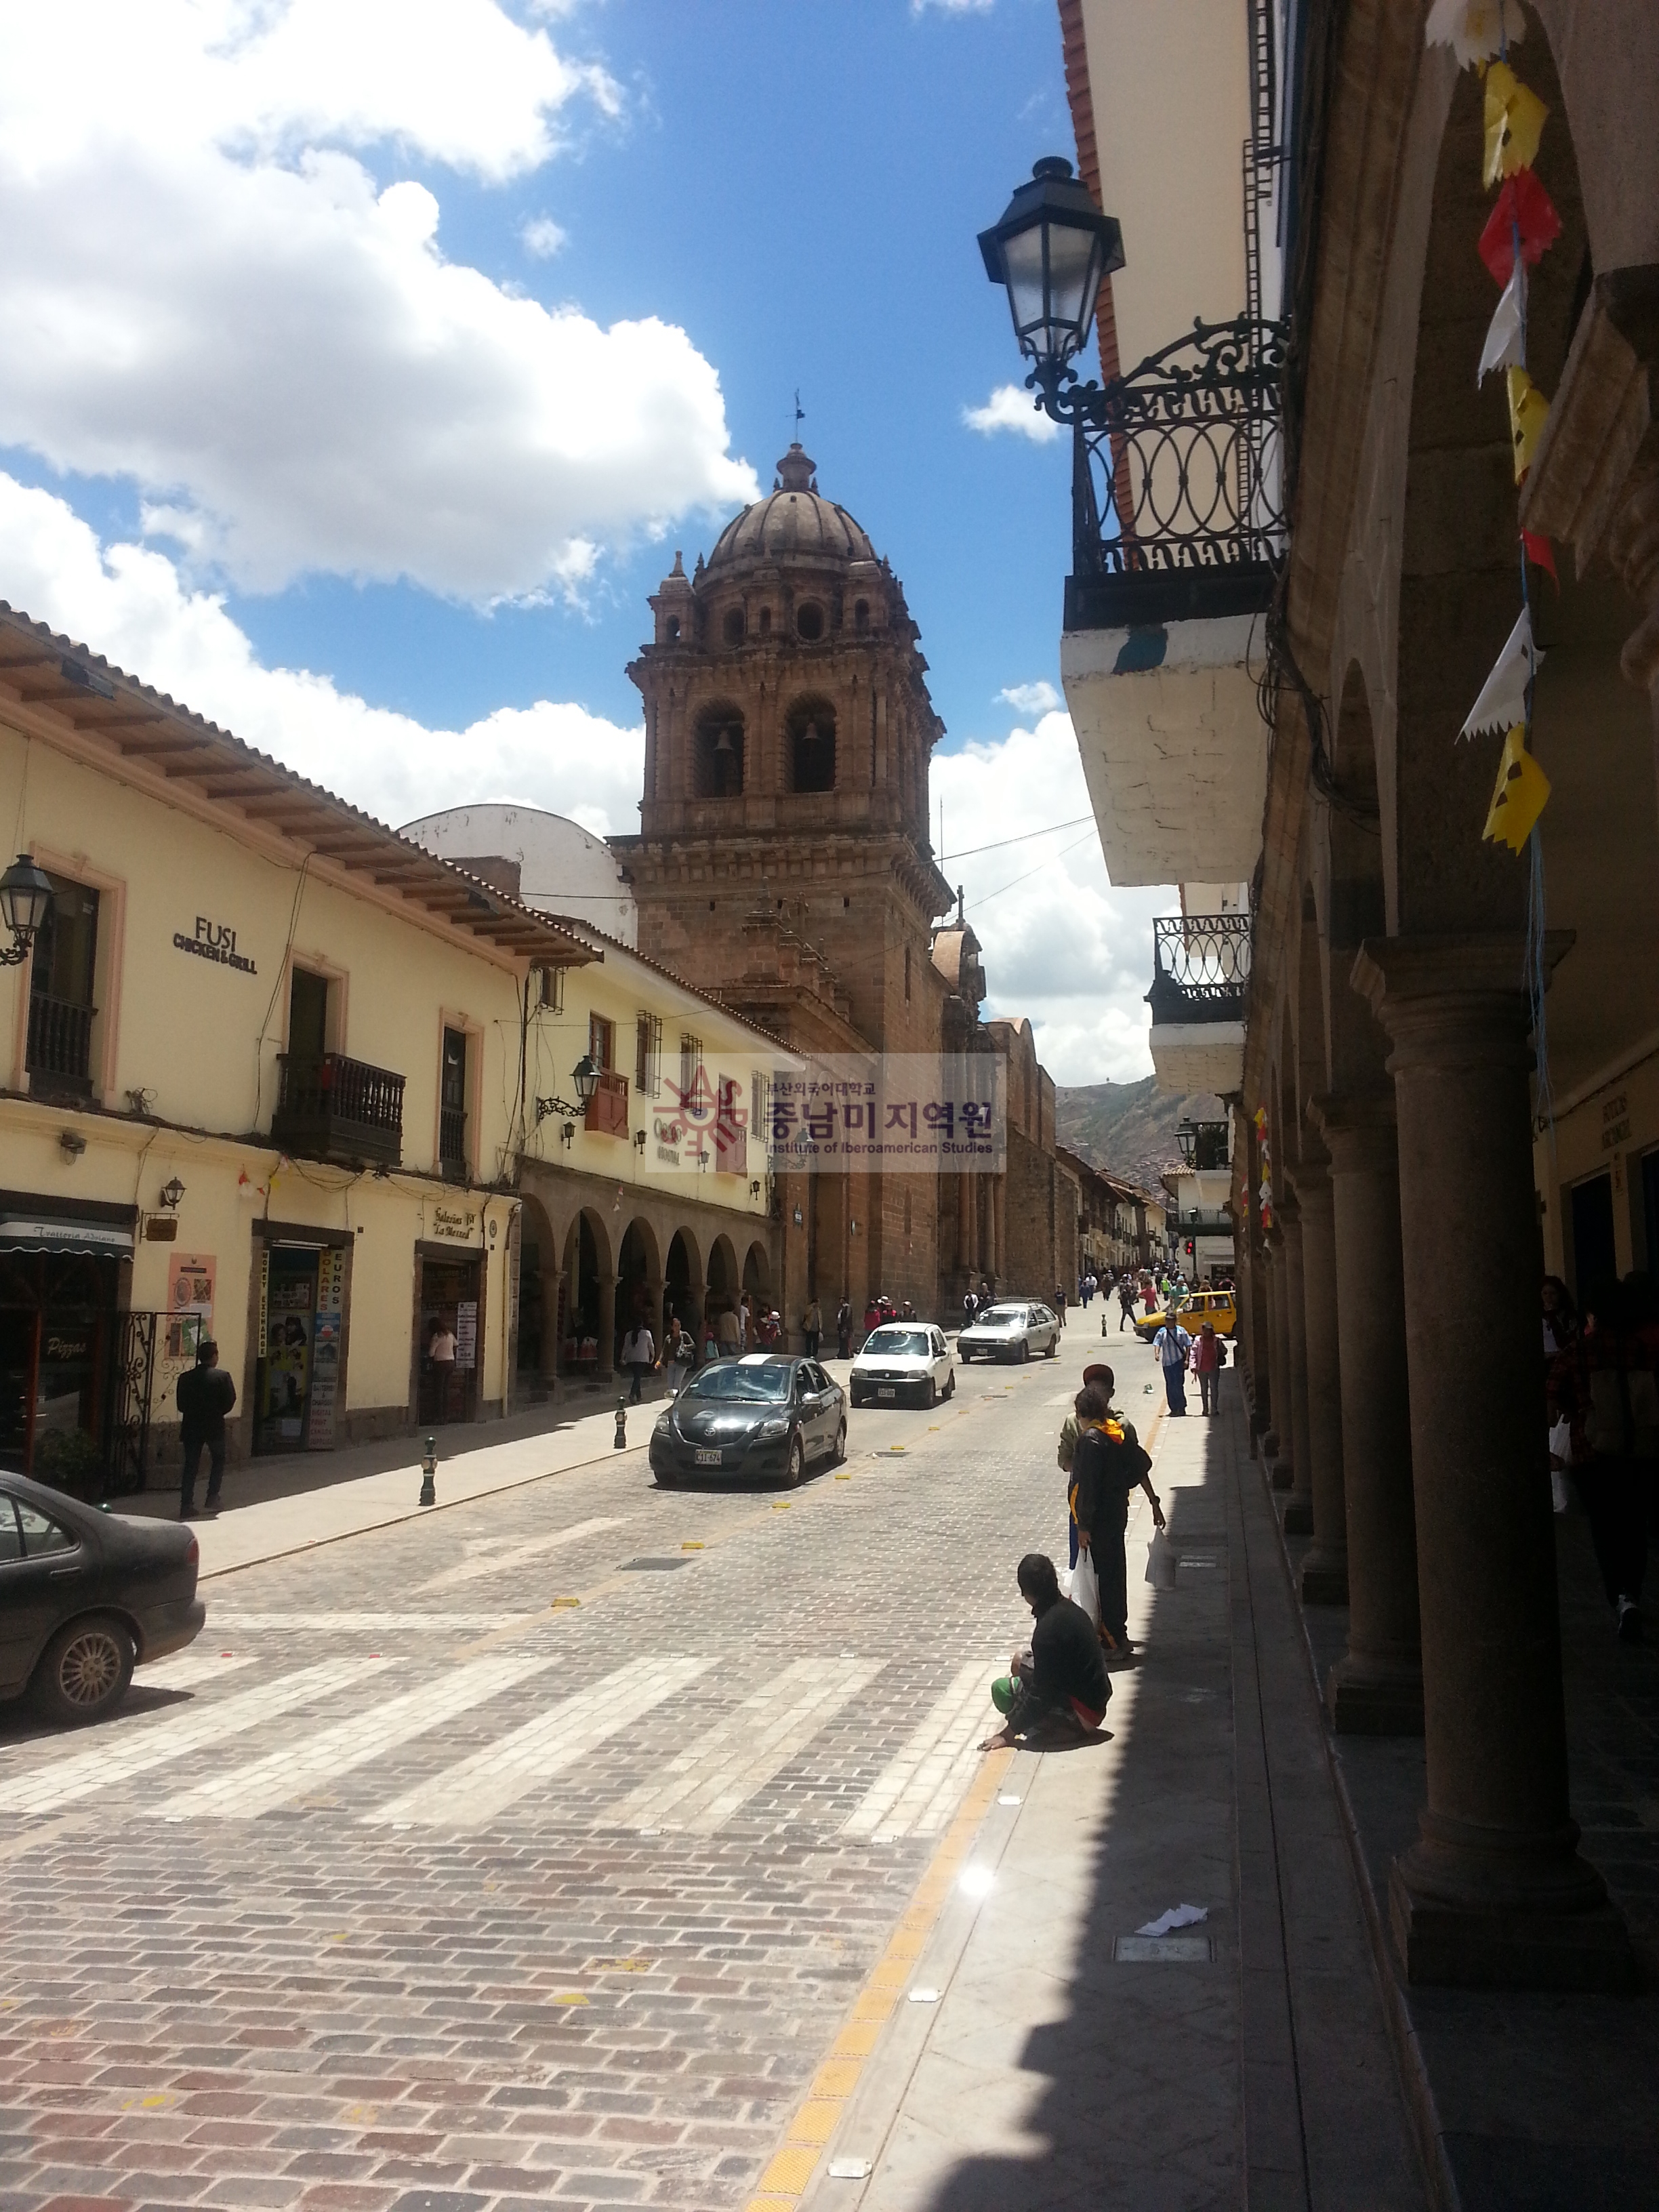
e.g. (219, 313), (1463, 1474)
(714, 727), (735, 756)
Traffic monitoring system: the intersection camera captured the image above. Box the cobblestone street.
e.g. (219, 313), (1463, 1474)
(2, 1332), (1184, 2212)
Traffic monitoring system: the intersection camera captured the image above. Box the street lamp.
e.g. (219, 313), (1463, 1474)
(1175, 1124), (1196, 1165)
(978, 157), (1124, 408)
(536, 1054), (603, 1126)
(0, 853), (53, 967)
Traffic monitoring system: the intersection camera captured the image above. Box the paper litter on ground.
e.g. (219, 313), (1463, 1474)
(1136, 1904), (1208, 1937)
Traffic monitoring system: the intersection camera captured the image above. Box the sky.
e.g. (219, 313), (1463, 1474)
(0, 0), (1176, 1083)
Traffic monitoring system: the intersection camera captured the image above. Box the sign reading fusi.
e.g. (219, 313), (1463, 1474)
(173, 914), (257, 975)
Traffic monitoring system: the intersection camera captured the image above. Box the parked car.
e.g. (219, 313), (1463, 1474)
(956, 1302), (1061, 1363)
(1134, 1288), (1239, 1343)
(651, 1354), (846, 1488)
(850, 1324), (955, 1408)
(1, 1473), (206, 1725)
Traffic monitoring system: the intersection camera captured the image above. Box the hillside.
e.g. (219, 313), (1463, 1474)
(1053, 1076), (1225, 1193)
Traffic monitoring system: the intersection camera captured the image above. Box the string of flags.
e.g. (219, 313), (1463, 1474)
(1425, 0), (1557, 853)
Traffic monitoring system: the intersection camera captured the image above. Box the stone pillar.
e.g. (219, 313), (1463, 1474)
(1277, 1191), (1315, 1535)
(1291, 1152), (1349, 1603)
(1320, 1101), (1422, 1733)
(1263, 1229), (1290, 1485)
(1353, 937), (1632, 1990)
(597, 1272), (617, 1382)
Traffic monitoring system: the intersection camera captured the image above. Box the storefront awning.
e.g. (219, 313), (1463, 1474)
(0, 1214), (134, 1256)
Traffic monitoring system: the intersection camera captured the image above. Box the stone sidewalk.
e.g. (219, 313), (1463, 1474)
(782, 1376), (1427, 2212)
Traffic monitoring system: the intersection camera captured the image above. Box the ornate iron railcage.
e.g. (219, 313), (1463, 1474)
(1148, 915), (1252, 1026)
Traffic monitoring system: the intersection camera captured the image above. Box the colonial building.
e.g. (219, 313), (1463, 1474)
(611, 445), (1067, 1326)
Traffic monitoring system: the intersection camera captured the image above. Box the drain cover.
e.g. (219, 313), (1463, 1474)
(619, 1557), (691, 1572)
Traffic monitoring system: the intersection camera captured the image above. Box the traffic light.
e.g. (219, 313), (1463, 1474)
(1185, 1239), (1195, 1256)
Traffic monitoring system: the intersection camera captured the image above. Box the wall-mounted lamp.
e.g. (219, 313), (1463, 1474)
(633, 1128), (647, 1153)
(59, 1129), (87, 1160)
(0, 853), (53, 968)
(159, 1176), (186, 1212)
(536, 1054), (602, 1125)
(559, 1120), (575, 1150)
(750, 1180), (762, 1199)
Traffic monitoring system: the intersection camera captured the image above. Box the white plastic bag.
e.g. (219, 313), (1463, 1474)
(1145, 1527), (1178, 1590)
(1071, 1546), (1101, 1628)
(1547, 1416), (1572, 1515)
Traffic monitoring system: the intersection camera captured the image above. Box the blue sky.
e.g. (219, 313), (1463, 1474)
(0, 0), (1171, 1080)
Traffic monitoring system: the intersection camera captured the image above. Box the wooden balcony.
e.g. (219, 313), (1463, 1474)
(272, 1052), (404, 1168)
(585, 1066), (630, 1137)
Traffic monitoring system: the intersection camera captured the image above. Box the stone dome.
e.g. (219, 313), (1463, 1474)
(703, 443), (876, 578)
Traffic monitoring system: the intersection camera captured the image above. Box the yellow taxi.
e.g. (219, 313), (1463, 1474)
(1132, 1286), (1238, 1343)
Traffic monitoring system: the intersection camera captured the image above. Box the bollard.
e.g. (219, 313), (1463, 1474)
(613, 1399), (628, 1450)
(419, 1435), (437, 1507)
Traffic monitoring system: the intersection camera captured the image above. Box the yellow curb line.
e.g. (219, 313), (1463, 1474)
(745, 1742), (1015, 2210)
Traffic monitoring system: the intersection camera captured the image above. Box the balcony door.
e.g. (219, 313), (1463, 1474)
(27, 875), (100, 1098)
(288, 967), (329, 1062)
(440, 1027), (469, 1176)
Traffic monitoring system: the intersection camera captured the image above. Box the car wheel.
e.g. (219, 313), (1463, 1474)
(32, 1614), (135, 1727)
(785, 1435), (805, 1488)
(832, 1422), (847, 1465)
(944, 1370), (956, 1399)
(1020, 1340), (1031, 1364)
(1045, 1334), (1059, 1357)
(926, 1376), (938, 1408)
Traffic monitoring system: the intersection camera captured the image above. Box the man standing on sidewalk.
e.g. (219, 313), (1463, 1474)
(1153, 1312), (1193, 1415)
(178, 1338), (236, 1520)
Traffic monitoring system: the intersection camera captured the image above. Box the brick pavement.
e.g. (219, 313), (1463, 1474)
(0, 1345), (1104, 2212)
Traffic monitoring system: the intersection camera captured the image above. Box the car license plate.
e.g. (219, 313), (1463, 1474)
(878, 1387), (897, 1400)
(695, 1448), (722, 1466)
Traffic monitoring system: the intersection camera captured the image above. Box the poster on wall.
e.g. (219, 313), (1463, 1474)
(455, 1300), (478, 1372)
(158, 1252), (216, 1411)
(306, 1247), (345, 1450)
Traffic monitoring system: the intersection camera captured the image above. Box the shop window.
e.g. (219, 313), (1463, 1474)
(26, 874), (100, 1097)
(440, 1027), (470, 1176)
(635, 1011), (662, 1098)
(693, 704), (745, 798)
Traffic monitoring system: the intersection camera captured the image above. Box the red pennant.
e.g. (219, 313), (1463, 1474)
(1522, 528), (1557, 586)
(1479, 169), (1563, 286)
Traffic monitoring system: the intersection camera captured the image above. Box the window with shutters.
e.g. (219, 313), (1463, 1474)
(635, 1012), (662, 1098)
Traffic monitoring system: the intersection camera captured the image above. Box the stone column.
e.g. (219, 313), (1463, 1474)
(1277, 1191), (1315, 1535)
(1319, 1100), (1422, 1733)
(1291, 1151), (1349, 1603)
(1263, 1228), (1290, 1486)
(1354, 937), (1632, 1990)
(597, 1272), (617, 1382)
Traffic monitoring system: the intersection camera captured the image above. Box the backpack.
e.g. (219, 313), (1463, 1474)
(1584, 1359), (1659, 1460)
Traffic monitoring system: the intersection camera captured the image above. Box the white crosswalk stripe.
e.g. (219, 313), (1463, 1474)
(611, 1657), (884, 1835)
(153, 1653), (553, 1820)
(413, 1515), (631, 1595)
(365, 1656), (709, 1829)
(208, 1613), (531, 1631)
(138, 1650), (259, 1692)
(842, 1660), (1003, 1841)
(1, 1657), (382, 1818)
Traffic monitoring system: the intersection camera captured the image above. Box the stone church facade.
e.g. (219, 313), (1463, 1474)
(611, 444), (1073, 1329)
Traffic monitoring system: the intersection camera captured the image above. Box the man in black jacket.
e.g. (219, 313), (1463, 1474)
(1070, 1381), (1164, 1659)
(178, 1338), (237, 1520)
(983, 1553), (1110, 1746)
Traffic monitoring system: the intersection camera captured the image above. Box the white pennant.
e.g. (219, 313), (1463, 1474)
(1460, 607), (1542, 739)
(1478, 262), (1527, 382)
(1424, 0), (1526, 68)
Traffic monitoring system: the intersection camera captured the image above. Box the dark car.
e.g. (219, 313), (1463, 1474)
(0, 1473), (207, 1725)
(651, 1354), (847, 1488)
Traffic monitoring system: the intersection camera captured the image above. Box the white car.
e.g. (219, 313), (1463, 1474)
(957, 1302), (1061, 1363)
(849, 1324), (956, 1408)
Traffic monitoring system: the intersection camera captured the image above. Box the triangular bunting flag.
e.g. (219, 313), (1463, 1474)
(1425, 0), (1525, 68)
(1478, 262), (1527, 381)
(1507, 365), (1551, 480)
(1479, 169), (1562, 286)
(1483, 725), (1551, 852)
(1461, 607), (1542, 738)
(1482, 62), (1548, 187)
(1522, 528), (1557, 585)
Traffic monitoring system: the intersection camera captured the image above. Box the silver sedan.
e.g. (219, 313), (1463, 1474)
(956, 1301), (1062, 1363)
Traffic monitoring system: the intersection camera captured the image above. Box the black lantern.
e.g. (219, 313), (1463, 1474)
(978, 157), (1124, 386)
(1175, 1123), (1196, 1164)
(571, 1054), (600, 1108)
(0, 852), (53, 967)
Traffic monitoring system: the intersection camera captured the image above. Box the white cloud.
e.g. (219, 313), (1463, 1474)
(913, 0), (996, 14)
(0, 471), (644, 836)
(962, 384), (1061, 444)
(933, 711), (1176, 1086)
(520, 214), (568, 258)
(0, 1), (756, 601)
(998, 679), (1060, 716)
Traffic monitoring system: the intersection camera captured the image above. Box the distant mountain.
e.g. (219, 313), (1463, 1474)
(1054, 1077), (1225, 1193)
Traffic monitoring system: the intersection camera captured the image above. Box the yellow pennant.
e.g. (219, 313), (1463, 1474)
(1507, 365), (1550, 480)
(1482, 62), (1548, 186)
(1482, 724), (1551, 852)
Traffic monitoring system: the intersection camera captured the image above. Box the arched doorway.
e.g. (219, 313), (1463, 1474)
(561, 1208), (614, 1382)
(665, 1227), (701, 1347)
(707, 1233), (737, 1345)
(617, 1217), (661, 1366)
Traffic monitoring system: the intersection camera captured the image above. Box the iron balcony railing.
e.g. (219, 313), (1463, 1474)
(1148, 915), (1251, 1027)
(273, 1051), (405, 1168)
(1067, 316), (1288, 631)
(26, 991), (96, 1094)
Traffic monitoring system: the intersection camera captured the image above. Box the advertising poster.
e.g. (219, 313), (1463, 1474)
(306, 1246), (345, 1450)
(159, 1251), (216, 1411)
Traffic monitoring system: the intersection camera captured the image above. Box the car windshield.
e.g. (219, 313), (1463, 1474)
(682, 1361), (792, 1404)
(863, 1328), (931, 1355)
(975, 1307), (1024, 1327)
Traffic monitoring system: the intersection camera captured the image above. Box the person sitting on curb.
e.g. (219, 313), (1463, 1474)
(1070, 1382), (1163, 1662)
(982, 1553), (1111, 1748)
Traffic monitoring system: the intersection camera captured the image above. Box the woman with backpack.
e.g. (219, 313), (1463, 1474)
(1069, 1381), (1165, 1660)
